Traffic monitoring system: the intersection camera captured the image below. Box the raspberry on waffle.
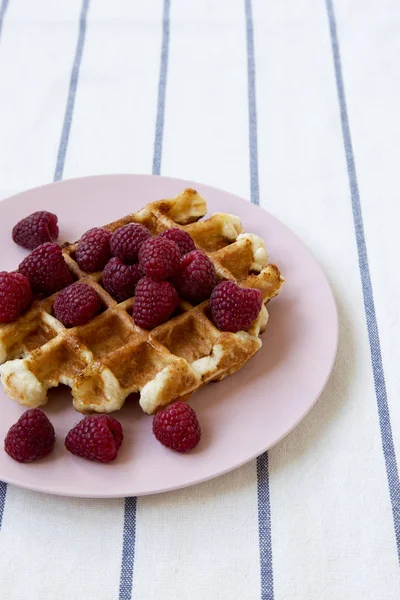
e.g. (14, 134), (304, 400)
(0, 188), (284, 415)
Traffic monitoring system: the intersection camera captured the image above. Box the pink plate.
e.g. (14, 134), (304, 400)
(0, 175), (338, 498)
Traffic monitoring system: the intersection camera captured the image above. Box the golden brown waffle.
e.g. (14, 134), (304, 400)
(0, 189), (284, 415)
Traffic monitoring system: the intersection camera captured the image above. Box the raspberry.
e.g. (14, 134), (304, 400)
(133, 277), (178, 329)
(102, 257), (143, 302)
(210, 281), (263, 332)
(159, 228), (195, 257)
(138, 236), (180, 280)
(65, 415), (123, 463)
(75, 227), (112, 273)
(4, 409), (55, 463)
(153, 401), (201, 453)
(19, 242), (73, 296)
(12, 211), (59, 250)
(110, 223), (151, 263)
(0, 271), (32, 323)
(53, 283), (101, 327)
(172, 250), (218, 304)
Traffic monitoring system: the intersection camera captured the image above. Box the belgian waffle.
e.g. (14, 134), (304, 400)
(0, 189), (284, 415)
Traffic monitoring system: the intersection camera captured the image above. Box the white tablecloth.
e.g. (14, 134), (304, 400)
(0, 1), (399, 598)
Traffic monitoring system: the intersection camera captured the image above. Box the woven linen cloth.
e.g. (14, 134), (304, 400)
(0, 1), (399, 598)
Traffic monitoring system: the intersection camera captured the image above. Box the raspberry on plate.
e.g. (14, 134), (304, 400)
(153, 401), (201, 452)
(65, 415), (123, 463)
(159, 228), (195, 257)
(75, 227), (112, 273)
(133, 276), (178, 329)
(19, 242), (73, 296)
(138, 236), (181, 280)
(0, 271), (32, 323)
(110, 223), (151, 263)
(172, 250), (218, 304)
(53, 283), (101, 327)
(210, 281), (263, 332)
(102, 257), (143, 302)
(12, 210), (59, 250)
(4, 408), (55, 463)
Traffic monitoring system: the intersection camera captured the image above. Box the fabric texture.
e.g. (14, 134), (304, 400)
(0, 1), (399, 598)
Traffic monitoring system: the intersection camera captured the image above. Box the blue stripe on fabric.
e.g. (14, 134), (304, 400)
(54, 0), (90, 181)
(152, 0), (171, 176)
(1, 0), (88, 533)
(0, 0), (9, 534)
(257, 453), (274, 600)
(0, 0), (9, 42)
(326, 0), (400, 564)
(0, 481), (6, 531)
(119, 497), (137, 600)
(245, 0), (260, 205)
(244, 0), (274, 595)
(119, 2), (171, 596)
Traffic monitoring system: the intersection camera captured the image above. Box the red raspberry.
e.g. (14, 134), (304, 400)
(153, 401), (201, 453)
(110, 223), (151, 263)
(133, 277), (178, 329)
(138, 236), (180, 280)
(102, 257), (143, 302)
(53, 283), (101, 327)
(12, 211), (59, 250)
(172, 250), (218, 304)
(65, 415), (123, 463)
(19, 242), (73, 296)
(159, 228), (195, 257)
(0, 271), (32, 323)
(4, 409), (55, 463)
(75, 227), (112, 273)
(210, 281), (263, 332)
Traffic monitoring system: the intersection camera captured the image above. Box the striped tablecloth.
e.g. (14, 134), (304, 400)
(0, 1), (399, 599)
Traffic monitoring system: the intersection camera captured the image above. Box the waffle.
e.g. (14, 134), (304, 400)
(0, 189), (284, 415)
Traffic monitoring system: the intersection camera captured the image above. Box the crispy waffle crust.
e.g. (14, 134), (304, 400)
(0, 189), (284, 414)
